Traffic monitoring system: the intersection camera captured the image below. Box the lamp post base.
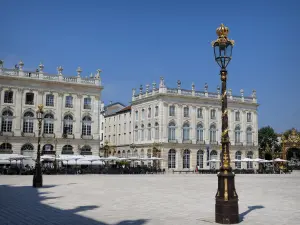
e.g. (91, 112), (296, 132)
(33, 168), (43, 188)
(215, 170), (239, 224)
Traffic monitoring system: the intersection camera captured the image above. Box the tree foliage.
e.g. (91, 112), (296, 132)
(258, 126), (280, 157)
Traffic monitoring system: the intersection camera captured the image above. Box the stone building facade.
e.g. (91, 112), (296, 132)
(0, 60), (103, 164)
(102, 77), (259, 171)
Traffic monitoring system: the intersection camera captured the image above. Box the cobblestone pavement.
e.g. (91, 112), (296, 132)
(1, 172), (300, 225)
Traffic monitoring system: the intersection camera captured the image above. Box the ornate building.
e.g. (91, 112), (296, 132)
(102, 77), (259, 171)
(0, 60), (103, 164)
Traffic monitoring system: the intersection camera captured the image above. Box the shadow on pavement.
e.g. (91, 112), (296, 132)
(0, 184), (148, 225)
(239, 205), (264, 222)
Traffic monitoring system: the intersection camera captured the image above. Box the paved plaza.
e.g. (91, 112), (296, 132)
(1, 173), (300, 225)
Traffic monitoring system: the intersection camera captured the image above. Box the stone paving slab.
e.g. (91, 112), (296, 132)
(1, 173), (300, 225)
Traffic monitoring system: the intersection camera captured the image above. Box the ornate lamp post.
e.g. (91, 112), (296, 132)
(33, 104), (44, 188)
(212, 24), (239, 224)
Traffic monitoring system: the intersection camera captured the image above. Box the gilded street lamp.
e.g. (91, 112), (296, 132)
(33, 104), (44, 188)
(212, 24), (239, 224)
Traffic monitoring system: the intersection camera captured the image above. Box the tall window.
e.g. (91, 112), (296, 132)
(148, 107), (151, 118)
(168, 121), (176, 140)
(46, 94), (54, 106)
(134, 126), (138, 141)
(235, 151), (242, 169)
(197, 108), (203, 118)
(183, 107), (189, 117)
(21, 144), (34, 153)
(63, 114), (73, 135)
(65, 96), (73, 108)
(209, 124), (217, 143)
(84, 97), (91, 109)
(122, 150), (126, 158)
(0, 143), (12, 152)
(1, 110), (13, 132)
(155, 122), (159, 139)
(247, 112), (252, 122)
(182, 122), (190, 141)
(25, 93), (34, 105)
(141, 109), (145, 120)
(62, 145), (74, 154)
(141, 124), (144, 140)
(246, 127), (252, 144)
(235, 111), (240, 121)
(235, 126), (241, 143)
(124, 123), (126, 132)
(44, 114), (54, 134)
(147, 149), (151, 158)
(147, 123), (151, 140)
(23, 112), (34, 133)
(82, 116), (92, 135)
(247, 151), (253, 169)
(101, 122), (104, 130)
(135, 111), (138, 121)
(197, 150), (204, 168)
(169, 105), (175, 116)
(168, 149), (176, 168)
(155, 106), (159, 117)
(196, 124), (204, 142)
(210, 150), (218, 169)
(140, 149), (144, 158)
(211, 109), (216, 119)
(183, 149), (190, 169)
(4, 90), (13, 103)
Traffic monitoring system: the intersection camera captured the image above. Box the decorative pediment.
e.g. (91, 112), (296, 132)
(283, 128), (300, 147)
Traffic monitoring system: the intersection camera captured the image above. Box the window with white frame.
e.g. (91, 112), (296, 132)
(235, 126), (241, 143)
(235, 111), (240, 121)
(141, 109), (145, 120)
(65, 96), (73, 108)
(183, 107), (189, 117)
(196, 123), (204, 142)
(155, 106), (159, 117)
(147, 123), (151, 140)
(148, 107), (151, 118)
(247, 112), (252, 122)
(84, 97), (91, 109)
(209, 124), (217, 143)
(23, 111), (34, 133)
(182, 122), (190, 141)
(63, 114), (73, 134)
(44, 114), (54, 134)
(168, 149), (176, 168)
(210, 150), (218, 169)
(1, 110), (13, 132)
(46, 94), (54, 106)
(211, 109), (216, 119)
(25, 93), (34, 105)
(4, 90), (13, 103)
(155, 122), (159, 139)
(235, 151), (242, 169)
(197, 150), (204, 168)
(247, 151), (253, 169)
(183, 149), (190, 169)
(197, 108), (203, 118)
(246, 127), (252, 144)
(82, 116), (91, 136)
(168, 121), (176, 140)
(169, 105), (175, 116)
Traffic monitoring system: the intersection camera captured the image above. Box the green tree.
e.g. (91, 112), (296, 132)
(258, 126), (279, 158)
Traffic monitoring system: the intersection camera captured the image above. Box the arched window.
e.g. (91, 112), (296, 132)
(246, 127), (252, 144)
(141, 124), (144, 141)
(21, 144), (34, 152)
(155, 106), (159, 117)
(0, 143), (12, 153)
(183, 149), (190, 169)
(141, 109), (145, 120)
(44, 114), (54, 134)
(62, 145), (74, 155)
(209, 124), (217, 143)
(168, 149), (176, 168)
(183, 122), (190, 141)
(1, 110), (13, 132)
(247, 151), (253, 169)
(82, 116), (92, 136)
(235, 151), (242, 169)
(127, 150), (131, 158)
(197, 150), (204, 168)
(63, 114), (73, 135)
(140, 149), (144, 158)
(122, 150), (126, 158)
(148, 107), (151, 118)
(134, 125), (138, 141)
(168, 121), (176, 141)
(155, 122), (159, 139)
(134, 149), (138, 157)
(147, 149), (152, 158)
(196, 123), (204, 142)
(42, 144), (54, 155)
(4, 90), (13, 103)
(235, 126), (241, 143)
(147, 123), (151, 140)
(81, 145), (91, 155)
(23, 111), (34, 133)
(117, 151), (121, 157)
(210, 150), (218, 169)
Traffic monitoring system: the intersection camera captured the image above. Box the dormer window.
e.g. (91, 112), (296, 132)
(4, 90), (13, 103)
(25, 93), (34, 105)
(84, 97), (92, 109)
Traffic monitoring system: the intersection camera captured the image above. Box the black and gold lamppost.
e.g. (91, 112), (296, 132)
(212, 24), (239, 224)
(33, 104), (44, 188)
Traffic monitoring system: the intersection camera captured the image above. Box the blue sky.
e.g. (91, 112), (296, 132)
(1, 0), (299, 133)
